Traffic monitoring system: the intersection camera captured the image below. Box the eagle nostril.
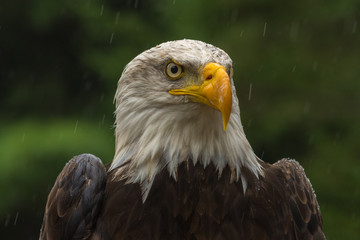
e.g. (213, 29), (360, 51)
(206, 74), (213, 81)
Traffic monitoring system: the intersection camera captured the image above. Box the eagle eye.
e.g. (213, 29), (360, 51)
(165, 61), (184, 80)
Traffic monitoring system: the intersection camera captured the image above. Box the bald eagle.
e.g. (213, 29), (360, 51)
(40, 40), (325, 240)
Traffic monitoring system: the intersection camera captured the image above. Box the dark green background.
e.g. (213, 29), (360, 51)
(1, 0), (359, 239)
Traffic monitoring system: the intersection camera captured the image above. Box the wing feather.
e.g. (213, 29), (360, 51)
(39, 154), (107, 240)
(274, 159), (325, 239)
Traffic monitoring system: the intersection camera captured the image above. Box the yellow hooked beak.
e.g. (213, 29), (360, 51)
(169, 62), (232, 130)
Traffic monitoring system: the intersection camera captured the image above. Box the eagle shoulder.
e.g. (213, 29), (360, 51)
(39, 154), (107, 240)
(270, 158), (326, 240)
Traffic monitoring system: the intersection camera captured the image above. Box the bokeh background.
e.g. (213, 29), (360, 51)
(1, 0), (359, 239)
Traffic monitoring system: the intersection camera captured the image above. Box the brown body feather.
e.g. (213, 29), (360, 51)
(92, 159), (324, 240)
(40, 154), (106, 240)
(40, 154), (325, 240)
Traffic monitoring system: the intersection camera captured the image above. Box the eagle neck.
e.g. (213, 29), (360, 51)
(110, 102), (263, 201)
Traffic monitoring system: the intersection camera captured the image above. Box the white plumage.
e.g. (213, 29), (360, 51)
(110, 39), (263, 200)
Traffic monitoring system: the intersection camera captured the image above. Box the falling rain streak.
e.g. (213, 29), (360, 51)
(109, 32), (114, 44)
(14, 212), (19, 226)
(313, 61), (318, 71)
(290, 21), (299, 41)
(100, 5), (104, 16)
(99, 114), (106, 128)
(304, 102), (310, 114)
(248, 83), (253, 101)
(263, 22), (267, 37)
(0, 1), (357, 239)
(353, 21), (358, 33)
(74, 120), (78, 134)
(115, 12), (120, 24)
(4, 214), (10, 227)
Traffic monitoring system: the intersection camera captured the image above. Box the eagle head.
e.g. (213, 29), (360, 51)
(110, 39), (262, 200)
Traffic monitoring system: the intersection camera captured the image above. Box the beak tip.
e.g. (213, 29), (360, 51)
(222, 114), (230, 131)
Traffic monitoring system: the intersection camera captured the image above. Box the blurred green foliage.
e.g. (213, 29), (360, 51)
(0, 0), (359, 239)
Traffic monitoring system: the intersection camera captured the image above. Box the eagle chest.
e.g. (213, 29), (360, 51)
(93, 162), (287, 240)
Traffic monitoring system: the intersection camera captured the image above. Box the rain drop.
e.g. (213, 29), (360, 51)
(353, 21), (357, 33)
(332, 56), (338, 64)
(308, 135), (314, 145)
(13, 212), (19, 226)
(247, 119), (252, 128)
(312, 61), (318, 71)
(231, 9), (238, 22)
(303, 102), (310, 114)
(100, 4), (104, 16)
(4, 214), (10, 227)
(262, 22), (267, 37)
(291, 65), (296, 72)
(290, 21), (299, 41)
(21, 132), (26, 142)
(109, 32), (114, 44)
(248, 83), (253, 101)
(99, 114), (106, 128)
(115, 12), (120, 24)
(333, 132), (340, 146)
(74, 120), (79, 134)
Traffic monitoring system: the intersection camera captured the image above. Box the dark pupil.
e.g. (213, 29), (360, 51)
(170, 65), (179, 74)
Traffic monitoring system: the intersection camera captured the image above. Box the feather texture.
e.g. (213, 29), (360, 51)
(39, 154), (106, 240)
(111, 39), (263, 199)
(40, 39), (325, 240)
(90, 158), (325, 240)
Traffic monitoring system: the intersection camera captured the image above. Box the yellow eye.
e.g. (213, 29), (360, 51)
(165, 61), (184, 79)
